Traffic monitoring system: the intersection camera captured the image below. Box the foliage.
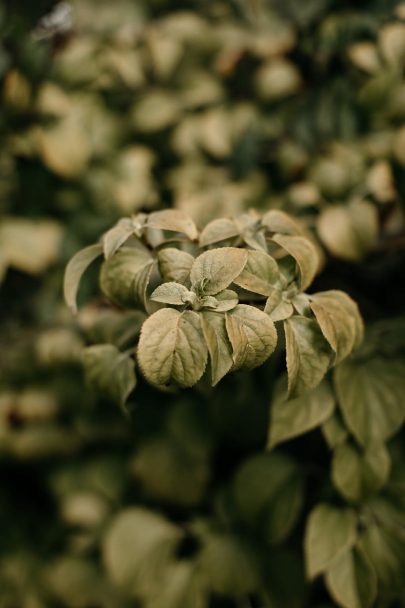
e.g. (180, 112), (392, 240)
(1, 0), (405, 607)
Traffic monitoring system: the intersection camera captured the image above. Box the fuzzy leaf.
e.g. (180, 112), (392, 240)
(83, 344), (136, 409)
(214, 289), (239, 312)
(199, 218), (239, 247)
(332, 441), (391, 503)
(151, 282), (193, 306)
(190, 248), (248, 295)
(268, 379), (335, 448)
(305, 504), (357, 579)
(310, 291), (359, 363)
(284, 316), (332, 397)
(265, 291), (294, 321)
(64, 244), (103, 314)
(262, 210), (303, 235)
(102, 218), (136, 259)
(148, 209), (198, 240)
(234, 250), (280, 296)
(225, 304), (277, 371)
(334, 357), (405, 445)
(137, 308), (207, 387)
(201, 312), (234, 386)
(325, 548), (377, 608)
(157, 248), (194, 284)
(272, 233), (319, 291)
(99, 247), (154, 310)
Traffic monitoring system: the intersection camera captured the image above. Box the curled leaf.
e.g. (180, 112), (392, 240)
(199, 218), (239, 247)
(64, 243), (103, 314)
(234, 250), (280, 296)
(201, 311), (234, 385)
(157, 248), (194, 284)
(272, 233), (319, 291)
(190, 247), (248, 295)
(147, 209), (198, 240)
(150, 282), (193, 306)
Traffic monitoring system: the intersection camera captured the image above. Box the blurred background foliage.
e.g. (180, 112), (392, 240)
(0, 0), (404, 606)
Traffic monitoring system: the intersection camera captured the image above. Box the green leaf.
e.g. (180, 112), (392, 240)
(190, 248), (248, 295)
(233, 250), (280, 296)
(284, 316), (332, 397)
(334, 357), (405, 445)
(310, 291), (363, 361)
(262, 210), (303, 235)
(197, 531), (259, 597)
(158, 248), (194, 284)
(305, 504), (357, 579)
(265, 291), (294, 321)
(199, 218), (239, 247)
(147, 209), (198, 240)
(137, 308), (208, 387)
(325, 548), (377, 608)
(317, 201), (378, 262)
(64, 243), (103, 314)
(151, 282), (193, 306)
(102, 217), (136, 259)
(83, 344), (136, 409)
(99, 247), (154, 310)
(233, 453), (299, 525)
(225, 304), (277, 371)
(272, 233), (319, 291)
(201, 312), (233, 386)
(332, 441), (391, 503)
(263, 473), (304, 545)
(268, 379), (335, 448)
(103, 508), (181, 591)
(146, 562), (207, 608)
(213, 289), (239, 312)
(322, 413), (349, 449)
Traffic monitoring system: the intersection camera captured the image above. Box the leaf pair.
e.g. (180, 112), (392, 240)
(137, 304), (277, 389)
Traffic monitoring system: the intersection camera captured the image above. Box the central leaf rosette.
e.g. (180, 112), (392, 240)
(138, 248), (278, 388)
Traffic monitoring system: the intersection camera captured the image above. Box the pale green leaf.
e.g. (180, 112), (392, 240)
(264, 291), (294, 321)
(137, 308), (208, 387)
(322, 413), (349, 449)
(325, 548), (377, 608)
(310, 291), (358, 363)
(225, 304), (277, 371)
(334, 357), (405, 445)
(83, 344), (136, 409)
(64, 243), (103, 314)
(158, 248), (194, 284)
(272, 233), (319, 291)
(103, 508), (181, 591)
(262, 209), (303, 235)
(268, 379), (335, 448)
(201, 312), (233, 386)
(233, 250), (280, 296)
(190, 248), (248, 296)
(199, 218), (239, 247)
(147, 562), (207, 608)
(102, 218), (136, 259)
(148, 209), (198, 240)
(213, 289), (239, 312)
(151, 282), (193, 306)
(332, 441), (391, 502)
(305, 504), (357, 579)
(99, 247), (154, 310)
(284, 316), (332, 397)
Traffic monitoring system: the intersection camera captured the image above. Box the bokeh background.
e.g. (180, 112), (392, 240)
(0, 1), (404, 607)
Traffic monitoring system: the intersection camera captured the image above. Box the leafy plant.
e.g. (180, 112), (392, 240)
(64, 209), (362, 400)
